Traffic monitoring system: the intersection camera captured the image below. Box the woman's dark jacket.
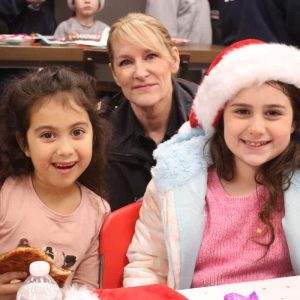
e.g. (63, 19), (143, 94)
(101, 78), (198, 211)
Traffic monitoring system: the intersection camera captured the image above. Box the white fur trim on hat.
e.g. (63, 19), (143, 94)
(67, 0), (105, 12)
(64, 286), (99, 300)
(193, 42), (300, 135)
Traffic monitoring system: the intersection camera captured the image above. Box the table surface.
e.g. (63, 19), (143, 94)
(0, 43), (225, 65)
(178, 276), (300, 300)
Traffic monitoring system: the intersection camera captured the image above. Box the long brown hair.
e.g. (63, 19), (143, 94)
(209, 81), (300, 249)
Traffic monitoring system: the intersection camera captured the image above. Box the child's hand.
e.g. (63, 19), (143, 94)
(0, 271), (27, 300)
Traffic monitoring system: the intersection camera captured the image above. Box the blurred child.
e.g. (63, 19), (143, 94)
(54, 0), (109, 42)
(0, 67), (110, 299)
(123, 40), (300, 289)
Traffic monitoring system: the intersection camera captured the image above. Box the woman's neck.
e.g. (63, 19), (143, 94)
(131, 96), (173, 144)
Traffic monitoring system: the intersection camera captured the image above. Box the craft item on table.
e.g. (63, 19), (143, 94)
(224, 291), (259, 300)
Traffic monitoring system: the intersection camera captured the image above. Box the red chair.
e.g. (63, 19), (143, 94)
(99, 200), (143, 288)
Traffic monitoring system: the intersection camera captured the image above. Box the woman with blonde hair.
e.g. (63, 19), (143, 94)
(101, 13), (198, 210)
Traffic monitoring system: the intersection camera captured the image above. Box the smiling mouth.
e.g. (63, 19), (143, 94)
(243, 140), (270, 147)
(53, 162), (76, 169)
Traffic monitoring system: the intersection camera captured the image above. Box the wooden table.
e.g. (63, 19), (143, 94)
(178, 43), (224, 64)
(0, 43), (225, 92)
(0, 43), (224, 68)
(0, 45), (84, 68)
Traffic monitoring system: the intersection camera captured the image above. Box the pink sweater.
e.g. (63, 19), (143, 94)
(192, 169), (294, 288)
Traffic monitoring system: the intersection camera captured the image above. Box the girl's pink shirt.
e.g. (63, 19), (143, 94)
(0, 175), (110, 289)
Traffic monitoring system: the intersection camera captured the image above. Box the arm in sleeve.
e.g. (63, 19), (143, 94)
(145, 0), (179, 37)
(123, 180), (169, 287)
(71, 200), (110, 289)
(53, 22), (67, 40)
(71, 230), (101, 289)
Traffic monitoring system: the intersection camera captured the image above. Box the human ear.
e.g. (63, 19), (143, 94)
(109, 62), (121, 87)
(170, 47), (180, 74)
(16, 133), (30, 157)
(291, 121), (296, 134)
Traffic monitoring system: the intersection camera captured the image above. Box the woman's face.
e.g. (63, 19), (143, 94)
(110, 40), (179, 109)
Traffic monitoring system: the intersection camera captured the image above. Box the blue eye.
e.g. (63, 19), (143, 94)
(119, 59), (131, 67)
(146, 53), (158, 60)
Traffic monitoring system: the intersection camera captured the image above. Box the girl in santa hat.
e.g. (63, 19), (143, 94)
(122, 39), (300, 290)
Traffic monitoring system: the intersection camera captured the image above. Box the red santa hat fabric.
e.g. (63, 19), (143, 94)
(64, 284), (188, 300)
(189, 39), (300, 135)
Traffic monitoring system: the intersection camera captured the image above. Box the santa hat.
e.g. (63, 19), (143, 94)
(64, 284), (188, 300)
(189, 39), (300, 135)
(67, 0), (105, 11)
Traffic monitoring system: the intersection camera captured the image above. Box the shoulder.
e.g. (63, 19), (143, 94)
(173, 78), (199, 97)
(152, 127), (211, 192)
(94, 20), (110, 29)
(57, 18), (74, 28)
(172, 78), (198, 115)
(290, 170), (300, 188)
(99, 93), (127, 119)
(1, 175), (29, 192)
(80, 185), (111, 216)
(54, 18), (73, 37)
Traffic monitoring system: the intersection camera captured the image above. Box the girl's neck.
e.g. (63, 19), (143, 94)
(75, 14), (95, 27)
(131, 96), (173, 145)
(220, 163), (258, 197)
(31, 176), (81, 214)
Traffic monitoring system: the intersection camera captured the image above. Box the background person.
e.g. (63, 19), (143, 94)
(54, 0), (109, 41)
(123, 40), (300, 289)
(101, 13), (198, 211)
(145, 0), (212, 44)
(218, 0), (300, 46)
(0, 0), (56, 35)
(0, 67), (110, 299)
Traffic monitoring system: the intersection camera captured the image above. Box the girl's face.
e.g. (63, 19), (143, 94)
(23, 93), (93, 191)
(111, 40), (179, 110)
(223, 83), (294, 173)
(74, 0), (99, 17)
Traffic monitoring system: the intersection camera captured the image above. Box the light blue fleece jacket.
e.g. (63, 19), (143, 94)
(152, 127), (300, 289)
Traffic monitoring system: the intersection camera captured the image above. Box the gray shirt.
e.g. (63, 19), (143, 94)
(54, 17), (109, 40)
(146, 0), (212, 44)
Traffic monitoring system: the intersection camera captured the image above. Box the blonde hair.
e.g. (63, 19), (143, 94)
(107, 13), (176, 68)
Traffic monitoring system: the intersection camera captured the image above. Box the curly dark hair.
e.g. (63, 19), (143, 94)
(209, 81), (300, 250)
(0, 66), (111, 198)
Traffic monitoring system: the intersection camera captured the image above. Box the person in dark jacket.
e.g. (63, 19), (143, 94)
(101, 13), (198, 211)
(218, 0), (300, 46)
(0, 0), (56, 35)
